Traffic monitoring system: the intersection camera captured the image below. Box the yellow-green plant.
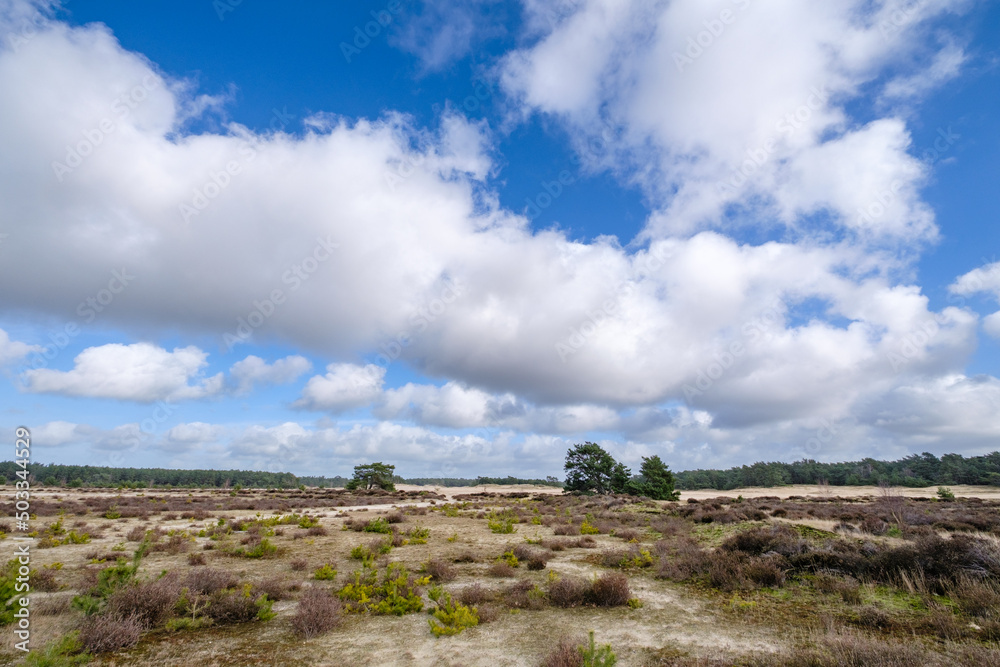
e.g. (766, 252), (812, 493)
(427, 586), (479, 636)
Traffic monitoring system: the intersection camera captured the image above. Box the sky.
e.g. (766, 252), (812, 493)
(0, 0), (999, 480)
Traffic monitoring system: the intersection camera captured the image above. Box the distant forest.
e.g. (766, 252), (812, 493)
(2, 452), (997, 490)
(673, 452), (1000, 490)
(0, 461), (562, 489)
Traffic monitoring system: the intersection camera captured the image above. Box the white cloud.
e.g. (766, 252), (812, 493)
(228, 355), (312, 395)
(31, 420), (87, 447)
(0, 328), (41, 366)
(21, 343), (223, 402)
(501, 0), (967, 243)
(294, 363), (385, 412)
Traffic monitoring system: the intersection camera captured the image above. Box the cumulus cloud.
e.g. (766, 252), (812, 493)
(228, 355), (312, 395)
(501, 0), (965, 243)
(389, 0), (507, 71)
(21, 343), (224, 402)
(0, 328), (40, 366)
(294, 363), (385, 412)
(31, 420), (88, 447)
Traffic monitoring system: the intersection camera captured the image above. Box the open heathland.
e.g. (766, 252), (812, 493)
(2, 485), (1000, 665)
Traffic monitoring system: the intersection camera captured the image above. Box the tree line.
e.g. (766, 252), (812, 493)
(0, 461), (563, 490)
(673, 451), (1000, 490)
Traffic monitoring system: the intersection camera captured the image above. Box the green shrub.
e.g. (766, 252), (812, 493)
(937, 487), (956, 501)
(337, 562), (428, 616)
(24, 631), (91, 666)
(407, 525), (430, 543)
(496, 550), (520, 568)
(362, 518), (392, 534)
(580, 520), (601, 535)
(580, 631), (617, 666)
(427, 586), (479, 636)
(0, 560), (28, 625)
(487, 509), (517, 534)
(314, 564), (338, 580)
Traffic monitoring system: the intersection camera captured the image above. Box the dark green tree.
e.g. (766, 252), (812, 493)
(629, 455), (680, 500)
(564, 443), (616, 494)
(345, 462), (396, 491)
(610, 461), (632, 494)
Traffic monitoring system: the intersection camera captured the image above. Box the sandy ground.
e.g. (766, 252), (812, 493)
(677, 483), (1000, 500)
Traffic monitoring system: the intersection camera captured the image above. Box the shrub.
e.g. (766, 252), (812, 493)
(206, 584), (274, 624)
(306, 525), (328, 536)
(542, 637), (584, 667)
(496, 550), (520, 568)
(257, 578), (291, 602)
(106, 576), (181, 630)
(32, 568), (60, 592)
(362, 518), (392, 534)
(427, 586), (479, 636)
(487, 509), (518, 534)
(458, 583), (491, 606)
(407, 525), (430, 544)
(23, 630), (89, 665)
(290, 558), (308, 572)
(292, 587), (343, 638)
(590, 573), (630, 607)
(489, 562), (516, 577)
(187, 553), (206, 566)
(77, 612), (142, 654)
(337, 562), (427, 615)
(125, 525), (147, 542)
(423, 559), (456, 582)
(580, 631), (617, 666)
(549, 576), (590, 607)
(503, 579), (547, 610)
(580, 520), (600, 535)
(314, 564), (338, 580)
(937, 487), (956, 501)
(184, 568), (238, 596)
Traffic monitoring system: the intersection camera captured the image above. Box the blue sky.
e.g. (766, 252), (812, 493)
(1, 0), (999, 479)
